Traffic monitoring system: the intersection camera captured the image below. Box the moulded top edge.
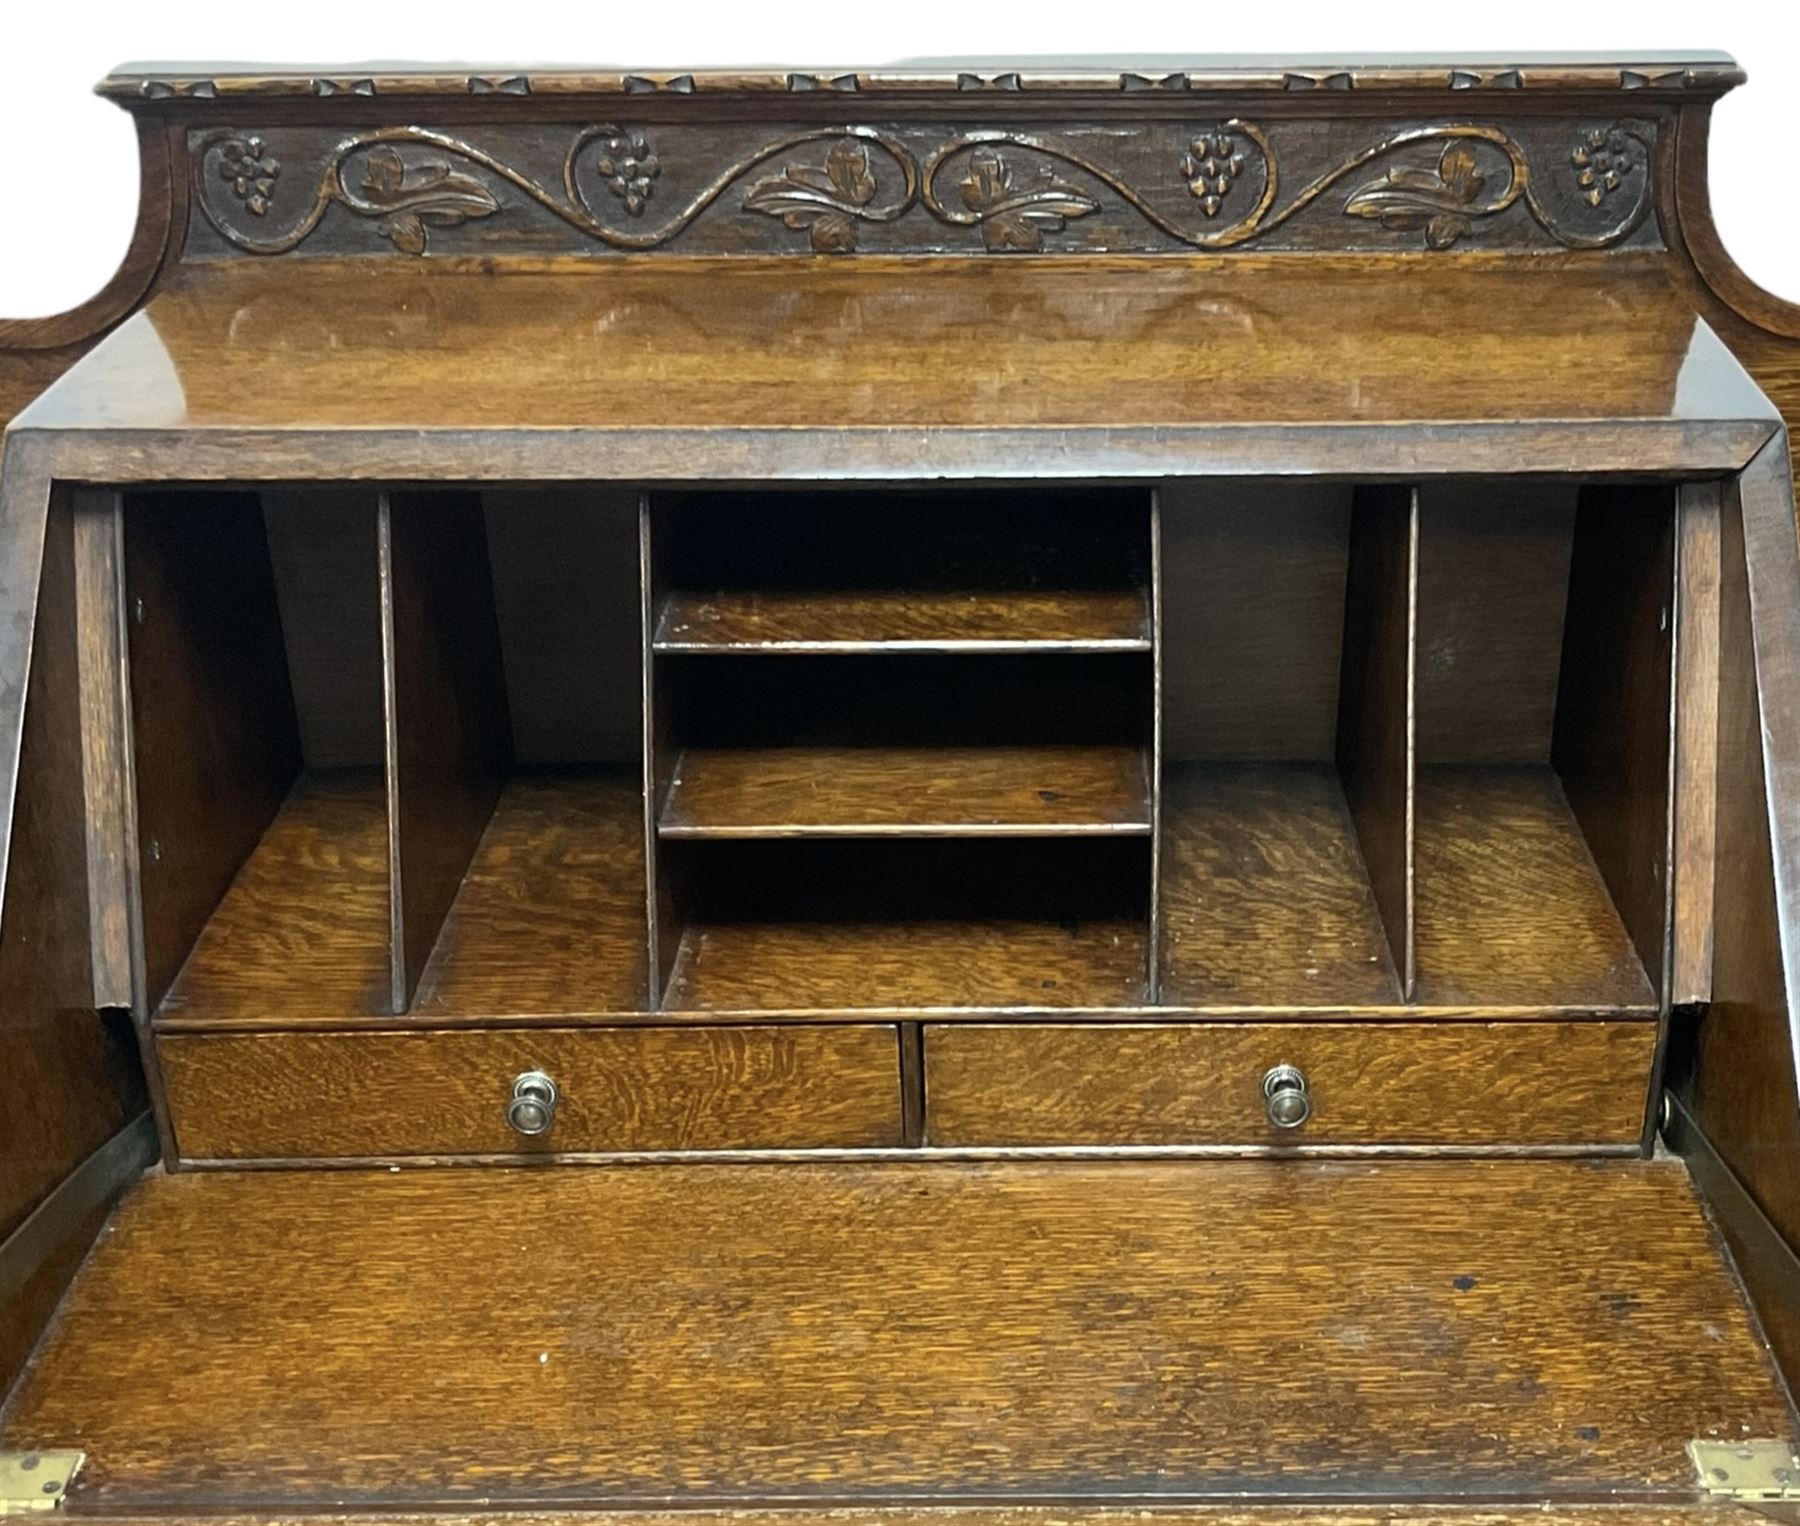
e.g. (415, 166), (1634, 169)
(96, 53), (1747, 104)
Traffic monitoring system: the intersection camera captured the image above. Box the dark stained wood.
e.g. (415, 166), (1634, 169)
(95, 56), (1750, 99)
(124, 490), (302, 1010)
(1160, 481), (1352, 763)
(1413, 767), (1655, 1010)
(1683, 439), (1800, 1251)
(152, 771), (393, 1024)
(262, 490), (386, 769)
(71, 491), (135, 1011)
(667, 839), (1149, 1012)
(924, 1021), (1657, 1147)
(1158, 764), (1399, 1006)
(160, 1024), (903, 1159)
(662, 746), (1152, 838)
(3, 1159), (1789, 1506)
(656, 589), (1151, 653)
(1671, 484), (1722, 1006)
(484, 488), (642, 765)
(410, 770), (647, 1018)
(382, 490), (513, 1012)
(1414, 483), (1577, 766)
(1337, 486), (1415, 991)
(665, 652), (1150, 749)
(1553, 487), (1677, 999)
(0, 496), (143, 1237)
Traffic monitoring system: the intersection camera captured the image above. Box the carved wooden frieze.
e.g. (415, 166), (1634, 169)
(187, 116), (1662, 259)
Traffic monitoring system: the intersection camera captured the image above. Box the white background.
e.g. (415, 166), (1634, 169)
(0, 0), (1794, 317)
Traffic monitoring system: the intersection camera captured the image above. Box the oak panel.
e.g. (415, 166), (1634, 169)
(383, 491), (513, 1010)
(923, 1021), (1657, 1146)
(410, 769), (648, 1018)
(159, 1024), (903, 1159)
(1158, 763), (1399, 1005)
(1412, 766), (1654, 1009)
(1414, 483), (1577, 766)
(1160, 481), (1352, 763)
(125, 490), (302, 1008)
(1554, 487), (1677, 1001)
(153, 771), (392, 1024)
(2, 1159), (1789, 1506)
(656, 588), (1151, 653)
(663, 745), (1152, 838)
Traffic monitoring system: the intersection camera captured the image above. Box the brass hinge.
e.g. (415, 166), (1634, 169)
(1692, 1440), (1800, 1501)
(0, 1454), (83, 1514)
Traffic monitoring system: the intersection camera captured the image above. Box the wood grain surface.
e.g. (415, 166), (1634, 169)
(1553, 488), (1677, 999)
(923, 1020), (1657, 1146)
(409, 770), (648, 1018)
(1413, 484), (1577, 766)
(1337, 487), (1416, 991)
(125, 490), (303, 1009)
(662, 746), (1152, 837)
(1683, 444), (1800, 1251)
(1158, 764), (1399, 1005)
(666, 838), (1149, 1011)
(1412, 767), (1655, 1010)
(1160, 482), (1352, 763)
(1670, 485), (1721, 1006)
(383, 490), (513, 1010)
(159, 1024), (902, 1159)
(2, 1159), (1789, 1507)
(261, 490), (386, 769)
(16, 257), (1760, 440)
(656, 589), (1151, 653)
(152, 771), (393, 1024)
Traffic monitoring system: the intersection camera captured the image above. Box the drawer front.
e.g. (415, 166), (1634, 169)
(924, 1021), (1657, 1147)
(162, 1025), (904, 1160)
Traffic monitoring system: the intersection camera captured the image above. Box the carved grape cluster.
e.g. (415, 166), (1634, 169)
(219, 135), (281, 216)
(1571, 128), (1634, 207)
(597, 130), (661, 215)
(1182, 131), (1246, 217)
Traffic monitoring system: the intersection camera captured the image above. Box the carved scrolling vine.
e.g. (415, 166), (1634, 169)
(195, 118), (1654, 256)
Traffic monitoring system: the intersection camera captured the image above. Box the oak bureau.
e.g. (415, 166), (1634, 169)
(2, 49), (1800, 1526)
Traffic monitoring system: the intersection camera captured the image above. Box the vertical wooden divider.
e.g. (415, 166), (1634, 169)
(1554, 486), (1678, 1008)
(1148, 488), (1165, 1004)
(640, 492), (678, 1011)
(1337, 486), (1417, 998)
(380, 491), (512, 1014)
(1671, 482), (1723, 1008)
(126, 492), (303, 1014)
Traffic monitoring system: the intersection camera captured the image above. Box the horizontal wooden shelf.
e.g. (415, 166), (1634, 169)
(666, 913), (1149, 1010)
(1413, 765), (1656, 1009)
(5, 1159), (1787, 1508)
(660, 745), (1153, 838)
(153, 770), (393, 1025)
(1159, 763), (1402, 1006)
(654, 588), (1152, 653)
(410, 768), (647, 1018)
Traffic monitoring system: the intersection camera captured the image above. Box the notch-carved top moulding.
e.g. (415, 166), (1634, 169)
(101, 53), (1745, 104)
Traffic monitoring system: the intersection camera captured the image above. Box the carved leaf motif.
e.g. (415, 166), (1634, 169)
(957, 149), (1099, 253)
(825, 139), (876, 207)
(354, 146), (501, 254)
(1343, 140), (1490, 250)
(744, 139), (879, 253)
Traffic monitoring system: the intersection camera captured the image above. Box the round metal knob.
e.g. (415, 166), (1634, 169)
(1262, 1064), (1311, 1130)
(506, 1071), (559, 1138)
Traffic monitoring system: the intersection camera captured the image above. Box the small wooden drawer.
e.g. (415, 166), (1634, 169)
(161, 1024), (904, 1161)
(923, 1021), (1657, 1147)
